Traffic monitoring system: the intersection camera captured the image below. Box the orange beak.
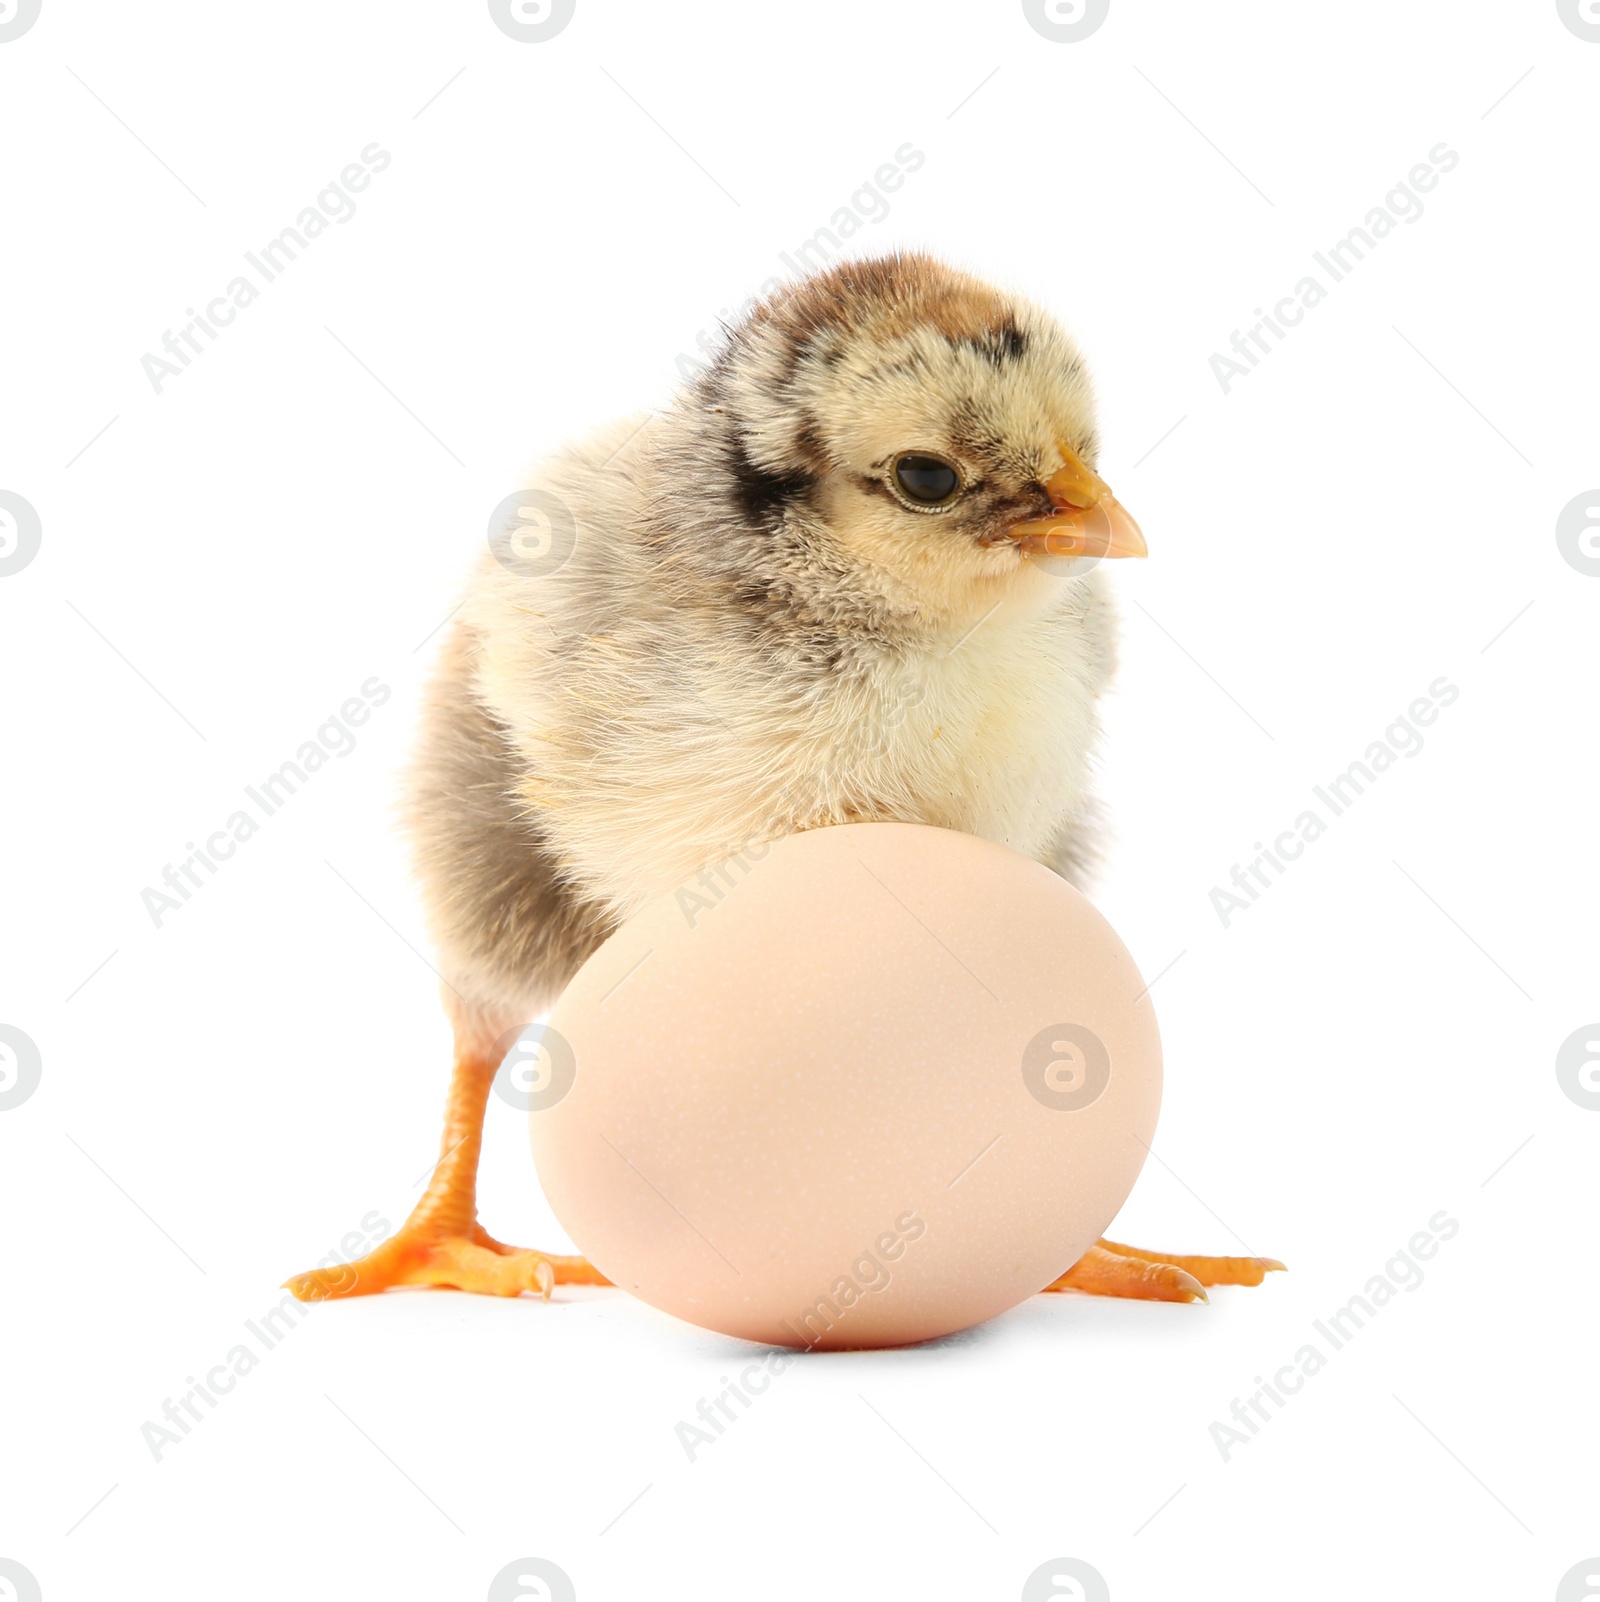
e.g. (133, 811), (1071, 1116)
(999, 441), (1148, 560)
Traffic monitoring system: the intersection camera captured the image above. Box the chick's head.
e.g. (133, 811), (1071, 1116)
(691, 253), (1144, 622)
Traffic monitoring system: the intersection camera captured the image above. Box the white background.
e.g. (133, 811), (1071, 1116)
(2, 2), (1597, 1599)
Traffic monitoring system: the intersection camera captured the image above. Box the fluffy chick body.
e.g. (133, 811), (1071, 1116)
(410, 255), (1118, 1027)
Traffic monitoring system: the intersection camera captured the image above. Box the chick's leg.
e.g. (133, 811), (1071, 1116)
(1046, 1240), (1284, 1304)
(283, 1015), (609, 1302)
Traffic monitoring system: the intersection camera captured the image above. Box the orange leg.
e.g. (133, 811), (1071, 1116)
(284, 1014), (610, 1302)
(1047, 1239), (1285, 1304)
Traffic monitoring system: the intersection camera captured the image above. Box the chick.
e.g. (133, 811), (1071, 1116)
(286, 254), (1280, 1307)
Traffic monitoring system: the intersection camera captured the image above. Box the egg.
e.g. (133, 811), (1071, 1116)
(530, 822), (1161, 1349)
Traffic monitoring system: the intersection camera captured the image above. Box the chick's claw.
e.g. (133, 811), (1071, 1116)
(1047, 1245), (1207, 1303)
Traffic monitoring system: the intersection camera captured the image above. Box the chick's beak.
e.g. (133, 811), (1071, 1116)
(997, 442), (1148, 560)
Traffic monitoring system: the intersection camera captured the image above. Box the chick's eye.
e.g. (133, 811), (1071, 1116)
(893, 454), (961, 506)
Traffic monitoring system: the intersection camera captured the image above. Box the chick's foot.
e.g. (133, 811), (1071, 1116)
(1046, 1239), (1285, 1303)
(284, 1222), (607, 1302)
(283, 1021), (610, 1302)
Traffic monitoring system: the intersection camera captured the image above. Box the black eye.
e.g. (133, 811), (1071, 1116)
(893, 453), (961, 506)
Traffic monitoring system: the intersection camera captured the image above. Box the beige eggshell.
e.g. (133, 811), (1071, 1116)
(532, 822), (1161, 1349)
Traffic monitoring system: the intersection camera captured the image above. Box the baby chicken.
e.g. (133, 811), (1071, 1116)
(286, 253), (1280, 1308)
